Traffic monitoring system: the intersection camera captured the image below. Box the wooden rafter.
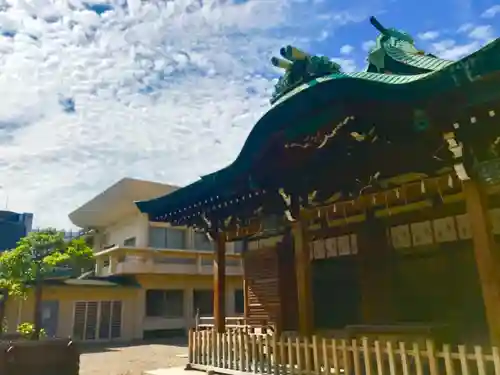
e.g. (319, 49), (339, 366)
(220, 173), (500, 240)
(301, 173), (462, 221)
(224, 218), (262, 242)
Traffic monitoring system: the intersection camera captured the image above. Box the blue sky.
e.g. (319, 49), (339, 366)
(308, 0), (498, 67)
(0, 0), (498, 228)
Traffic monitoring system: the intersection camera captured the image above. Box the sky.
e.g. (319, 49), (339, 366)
(0, 0), (498, 229)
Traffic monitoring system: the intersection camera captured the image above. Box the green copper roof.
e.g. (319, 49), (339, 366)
(384, 46), (453, 71)
(365, 16), (453, 74)
(136, 18), (500, 224)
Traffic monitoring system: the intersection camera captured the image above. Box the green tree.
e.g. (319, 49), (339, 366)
(0, 228), (94, 339)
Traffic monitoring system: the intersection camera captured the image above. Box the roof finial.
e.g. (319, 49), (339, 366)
(271, 57), (292, 70)
(269, 45), (342, 104)
(369, 16), (414, 43)
(369, 16), (388, 35)
(281, 46), (309, 61)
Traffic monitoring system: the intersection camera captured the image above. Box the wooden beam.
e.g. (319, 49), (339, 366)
(292, 220), (314, 336)
(302, 173), (461, 221)
(214, 233), (226, 333)
(224, 218), (262, 242)
(463, 180), (500, 346)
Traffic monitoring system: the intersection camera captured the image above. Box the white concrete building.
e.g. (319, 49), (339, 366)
(68, 177), (244, 339)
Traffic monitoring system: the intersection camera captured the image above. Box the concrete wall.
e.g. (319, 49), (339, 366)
(136, 274), (242, 336)
(100, 213), (149, 249)
(96, 212), (239, 253)
(4, 274), (243, 342)
(4, 286), (140, 341)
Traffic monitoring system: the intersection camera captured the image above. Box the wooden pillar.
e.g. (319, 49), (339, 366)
(243, 266), (249, 319)
(243, 279), (249, 318)
(463, 180), (500, 346)
(357, 217), (394, 323)
(242, 241), (249, 319)
(292, 221), (314, 336)
(214, 233), (226, 333)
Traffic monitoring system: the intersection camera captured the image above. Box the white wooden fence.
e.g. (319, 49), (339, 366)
(188, 329), (500, 375)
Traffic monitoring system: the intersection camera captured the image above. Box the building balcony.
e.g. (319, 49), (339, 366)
(94, 246), (243, 277)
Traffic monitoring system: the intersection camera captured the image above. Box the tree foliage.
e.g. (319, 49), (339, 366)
(0, 228), (94, 297)
(17, 322), (47, 339)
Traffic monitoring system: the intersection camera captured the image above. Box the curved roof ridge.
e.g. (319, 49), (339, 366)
(136, 35), (500, 221)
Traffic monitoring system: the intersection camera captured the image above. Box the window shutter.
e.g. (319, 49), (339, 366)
(111, 301), (122, 339)
(73, 302), (86, 340)
(73, 300), (122, 341)
(98, 301), (112, 339)
(85, 302), (98, 340)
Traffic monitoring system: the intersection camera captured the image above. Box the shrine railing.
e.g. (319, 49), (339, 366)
(187, 329), (500, 375)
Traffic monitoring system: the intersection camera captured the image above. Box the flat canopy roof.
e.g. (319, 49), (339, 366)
(136, 19), (500, 229)
(70, 177), (178, 229)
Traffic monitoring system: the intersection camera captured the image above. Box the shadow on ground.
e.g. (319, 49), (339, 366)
(78, 337), (188, 354)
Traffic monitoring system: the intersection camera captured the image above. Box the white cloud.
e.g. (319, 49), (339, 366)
(481, 5), (500, 18)
(361, 40), (376, 52)
(0, 0), (368, 229)
(417, 31), (440, 41)
(332, 58), (356, 72)
(339, 44), (354, 55)
(467, 25), (495, 41)
(457, 23), (474, 33)
(431, 39), (480, 60)
(317, 30), (329, 41)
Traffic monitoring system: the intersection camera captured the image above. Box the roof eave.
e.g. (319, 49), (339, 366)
(70, 178), (179, 228)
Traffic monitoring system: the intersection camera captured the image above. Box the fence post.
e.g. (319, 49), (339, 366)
(312, 336), (320, 375)
(474, 346), (486, 375)
(362, 338), (372, 375)
(272, 334), (280, 375)
(186, 329), (193, 370)
(195, 309), (200, 331)
(492, 346), (500, 375)
(426, 340), (439, 375)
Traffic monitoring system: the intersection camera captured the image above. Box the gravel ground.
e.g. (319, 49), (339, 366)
(79, 338), (189, 375)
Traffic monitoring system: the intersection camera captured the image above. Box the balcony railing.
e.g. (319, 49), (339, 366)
(95, 246), (243, 276)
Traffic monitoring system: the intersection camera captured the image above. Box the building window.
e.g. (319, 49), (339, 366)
(103, 256), (110, 267)
(123, 237), (136, 247)
(193, 290), (213, 317)
(145, 290), (184, 318)
(193, 232), (214, 251)
(102, 232), (110, 247)
(73, 301), (122, 341)
(233, 241), (245, 254)
(234, 289), (245, 315)
(148, 226), (186, 249)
